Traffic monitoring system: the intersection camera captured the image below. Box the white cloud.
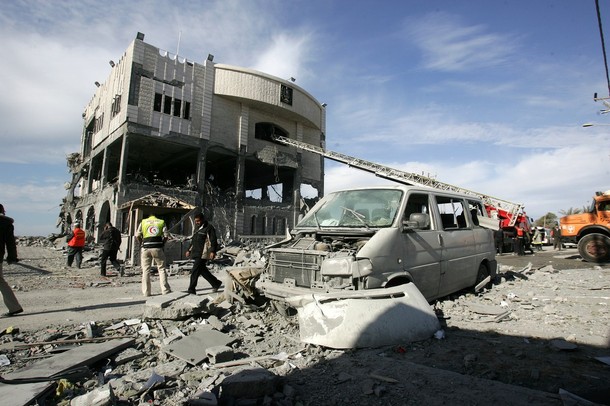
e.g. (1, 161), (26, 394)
(404, 12), (519, 72)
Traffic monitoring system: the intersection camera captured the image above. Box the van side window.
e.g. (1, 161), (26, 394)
(404, 193), (431, 230)
(436, 196), (468, 230)
(468, 200), (484, 226)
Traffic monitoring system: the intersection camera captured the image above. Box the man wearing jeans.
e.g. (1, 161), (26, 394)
(136, 214), (172, 296)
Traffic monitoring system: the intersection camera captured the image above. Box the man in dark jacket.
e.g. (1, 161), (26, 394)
(185, 213), (222, 294)
(0, 203), (23, 317)
(100, 222), (123, 277)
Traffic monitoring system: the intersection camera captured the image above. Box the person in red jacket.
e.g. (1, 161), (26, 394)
(0, 203), (23, 317)
(66, 222), (86, 268)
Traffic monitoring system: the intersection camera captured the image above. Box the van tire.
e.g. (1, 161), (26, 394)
(474, 263), (492, 291)
(578, 233), (610, 263)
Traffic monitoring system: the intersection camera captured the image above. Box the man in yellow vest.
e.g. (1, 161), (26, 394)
(136, 214), (172, 296)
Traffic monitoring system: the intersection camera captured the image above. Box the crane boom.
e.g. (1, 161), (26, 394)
(274, 135), (524, 227)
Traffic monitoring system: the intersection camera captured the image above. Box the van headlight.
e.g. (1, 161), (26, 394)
(320, 257), (373, 278)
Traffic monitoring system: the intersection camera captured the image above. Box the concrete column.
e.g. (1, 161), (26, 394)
(101, 147), (109, 187)
(118, 134), (129, 185)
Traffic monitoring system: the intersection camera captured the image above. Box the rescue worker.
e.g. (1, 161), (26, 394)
(532, 227), (543, 251)
(515, 224), (525, 256)
(66, 222), (86, 268)
(136, 214), (172, 296)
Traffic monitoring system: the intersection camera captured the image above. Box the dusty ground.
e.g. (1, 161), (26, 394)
(0, 241), (609, 405)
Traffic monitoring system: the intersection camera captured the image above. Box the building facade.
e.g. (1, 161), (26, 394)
(60, 32), (325, 260)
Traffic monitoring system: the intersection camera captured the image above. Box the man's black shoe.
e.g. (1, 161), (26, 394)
(2, 309), (23, 317)
(186, 290), (196, 295)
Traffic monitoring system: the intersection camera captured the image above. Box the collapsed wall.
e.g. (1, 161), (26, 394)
(59, 32), (326, 265)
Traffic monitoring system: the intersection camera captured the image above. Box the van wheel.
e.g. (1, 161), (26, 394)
(473, 263), (492, 291)
(578, 233), (610, 263)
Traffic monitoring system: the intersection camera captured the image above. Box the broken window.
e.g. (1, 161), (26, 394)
(154, 93), (162, 112)
(183, 101), (190, 119)
(173, 98), (182, 117)
(255, 122), (288, 142)
(298, 189), (402, 228)
(111, 95), (122, 117)
(436, 196), (467, 230)
(164, 95), (172, 114)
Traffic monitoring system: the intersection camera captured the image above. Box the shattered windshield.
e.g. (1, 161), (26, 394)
(297, 189), (403, 228)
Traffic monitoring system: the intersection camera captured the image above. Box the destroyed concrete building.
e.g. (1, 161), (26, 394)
(59, 32), (326, 262)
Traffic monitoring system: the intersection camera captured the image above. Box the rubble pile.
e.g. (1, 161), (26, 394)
(15, 236), (61, 249)
(0, 296), (325, 405)
(1, 243), (609, 405)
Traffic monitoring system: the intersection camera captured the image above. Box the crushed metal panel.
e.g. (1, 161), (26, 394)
(163, 325), (236, 365)
(285, 284), (440, 349)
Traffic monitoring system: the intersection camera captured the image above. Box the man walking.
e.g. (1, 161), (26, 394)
(66, 222), (86, 268)
(100, 222), (123, 277)
(185, 213), (222, 294)
(0, 204), (23, 317)
(136, 214), (171, 296)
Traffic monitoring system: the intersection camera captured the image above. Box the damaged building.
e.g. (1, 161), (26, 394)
(60, 32), (325, 263)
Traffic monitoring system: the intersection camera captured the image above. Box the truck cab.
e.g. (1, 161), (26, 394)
(560, 190), (610, 263)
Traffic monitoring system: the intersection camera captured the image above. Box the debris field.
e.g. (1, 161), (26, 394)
(0, 238), (608, 405)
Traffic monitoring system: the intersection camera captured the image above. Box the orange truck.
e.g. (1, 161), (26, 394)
(560, 190), (610, 263)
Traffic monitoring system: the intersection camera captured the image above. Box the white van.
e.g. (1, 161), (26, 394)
(256, 185), (497, 302)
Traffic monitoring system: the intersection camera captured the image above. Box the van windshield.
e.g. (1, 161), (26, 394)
(297, 189), (403, 228)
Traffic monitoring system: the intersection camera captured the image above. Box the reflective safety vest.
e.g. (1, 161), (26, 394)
(141, 216), (166, 248)
(68, 228), (86, 247)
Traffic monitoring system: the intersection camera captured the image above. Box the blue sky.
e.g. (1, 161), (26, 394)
(1, 0), (609, 236)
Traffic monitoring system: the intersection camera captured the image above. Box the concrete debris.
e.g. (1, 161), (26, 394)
(2, 242), (610, 405)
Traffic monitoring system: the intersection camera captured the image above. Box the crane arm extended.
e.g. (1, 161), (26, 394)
(273, 135), (525, 226)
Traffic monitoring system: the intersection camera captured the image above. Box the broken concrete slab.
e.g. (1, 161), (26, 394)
(0, 382), (55, 406)
(206, 345), (234, 364)
(109, 359), (188, 399)
(0, 338), (134, 405)
(162, 325), (236, 365)
(219, 367), (278, 399)
(4, 338), (134, 380)
(145, 291), (191, 309)
(143, 293), (210, 320)
(286, 284), (440, 349)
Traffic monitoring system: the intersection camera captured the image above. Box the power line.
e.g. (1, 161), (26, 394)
(595, 0), (610, 96)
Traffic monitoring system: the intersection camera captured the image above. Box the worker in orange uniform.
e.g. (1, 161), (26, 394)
(515, 224), (525, 256)
(66, 222), (86, 268)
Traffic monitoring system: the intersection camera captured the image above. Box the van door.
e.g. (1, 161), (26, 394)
(400, 192), (442, 300)
(433, 195), (477, 297)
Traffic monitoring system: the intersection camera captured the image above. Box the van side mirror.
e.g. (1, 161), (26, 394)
(402, 213), (430, 231)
